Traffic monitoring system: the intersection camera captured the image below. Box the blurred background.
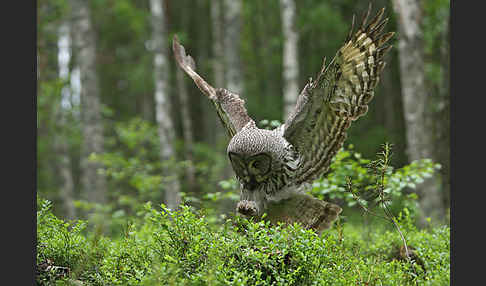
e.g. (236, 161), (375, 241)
(37, 0), (450, 235)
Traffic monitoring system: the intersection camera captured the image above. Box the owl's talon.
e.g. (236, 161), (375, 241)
(237, 200), (258, 217)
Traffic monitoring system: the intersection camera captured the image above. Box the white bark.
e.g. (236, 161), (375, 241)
(207, 0), (233, 186)
(150, 0), (181, 210)
(70, 0), (107, 205)
(279, 0), (300, 119)
(54, 106), (77, 220)
(392, 0), (444, 225)
(211, 0), (225, 89)
(223, 0), (243, 95)
(56, 23), (76, 220)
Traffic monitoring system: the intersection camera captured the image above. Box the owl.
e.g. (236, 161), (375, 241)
(173, 5), (394, 232)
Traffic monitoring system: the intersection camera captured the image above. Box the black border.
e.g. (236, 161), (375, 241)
(2, 1), (37, 285)
(450, 0), (482, 284)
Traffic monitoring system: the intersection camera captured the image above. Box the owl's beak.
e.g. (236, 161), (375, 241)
(244, 176), (259, 191)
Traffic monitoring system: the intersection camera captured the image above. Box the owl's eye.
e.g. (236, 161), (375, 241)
(228, 152), (246, 176)
(248, 153), (272, 175)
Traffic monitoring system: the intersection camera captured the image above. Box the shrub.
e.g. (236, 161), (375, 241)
(310, 144), (440, 218)
(37, 198), (450, 285)
(37, 196), (89, 284)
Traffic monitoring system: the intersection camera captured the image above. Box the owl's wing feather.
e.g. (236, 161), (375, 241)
(173, 36), (254, 138)
(283, 5), (394, 185)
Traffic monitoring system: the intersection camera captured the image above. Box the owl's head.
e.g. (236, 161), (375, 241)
(227, 125), (291, 217)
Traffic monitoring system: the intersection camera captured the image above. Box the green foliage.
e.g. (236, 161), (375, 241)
(37, 197), (89, 284)
(37, 0), (68, 32)
(190, 142), (230, 196)
(85, 118), (175, 235)
(87, 118), (229, 234)
(93, 119), (163, 193)
(311, 144), (440, 216)
(37, 198), (450, 285)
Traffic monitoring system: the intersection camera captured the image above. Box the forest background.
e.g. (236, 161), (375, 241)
(37, 0), (450, 234)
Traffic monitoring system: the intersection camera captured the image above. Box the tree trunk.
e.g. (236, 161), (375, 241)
(211, 0), (229, 145)
(392, 0), (444, 225)
(176, 66), (197, 193)
(279, 0), (300, 119)
(53, 105), (77, 220)
(56, 23), (76, 220)
(220, 0), (243, 181)
(435, 11), (450, 217)
(149, 0), (181, 210)
(223, 0), (243, 95)
(211, 0), (225, 89)
(173, 0), (197, 194)
(70, 0), (107, 205)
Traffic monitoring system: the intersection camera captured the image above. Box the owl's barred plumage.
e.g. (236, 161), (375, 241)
(173, 4), (394, 232)
(284, 5), (393, 186)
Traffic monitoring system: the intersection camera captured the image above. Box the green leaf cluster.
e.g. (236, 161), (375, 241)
(311, 145), (440, 214)
(37, 197), (449, 285)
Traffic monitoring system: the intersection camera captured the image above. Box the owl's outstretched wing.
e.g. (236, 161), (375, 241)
(172, 36), (254, 138)
(283, 5), (394, 185)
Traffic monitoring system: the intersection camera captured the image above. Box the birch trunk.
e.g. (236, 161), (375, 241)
(223, 0), (243, 95)
(149, 0), (181, 210)
(54, 106), (77, 220)
(211, 0), (229, 147)
(70, 0), (107, 205)
(392, 0), (444, 225)
(211, 0), (225, 89)
(279, 0), (300, 119)
(218, 0), (243, 182)
(56, 23), (76, 220)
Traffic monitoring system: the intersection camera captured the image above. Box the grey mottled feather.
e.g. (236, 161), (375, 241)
(172, 36), (253, 138)
(283, 6), (394, 185)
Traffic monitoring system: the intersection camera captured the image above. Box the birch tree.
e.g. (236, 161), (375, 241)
(215, 0), (243, 181)
(211, 0), (225, 89)
(173, 0), (197, 193)
(223, 0), (243, 95)
(279, 0), (300, 119)
(149, 0), (181, 210)
(392, 0), (444, 225)
(70, 0), (107, 205)
(55, 23), (76, 220)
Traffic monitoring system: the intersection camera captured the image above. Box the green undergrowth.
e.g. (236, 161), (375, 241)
(37, 197), (449, 285)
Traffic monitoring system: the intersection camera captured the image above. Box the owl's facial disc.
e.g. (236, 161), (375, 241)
(228, 152), (272, 190)
(229, 152), (272, 217)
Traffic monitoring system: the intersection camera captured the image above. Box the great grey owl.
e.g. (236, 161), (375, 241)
(173, 5), (394, 232)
